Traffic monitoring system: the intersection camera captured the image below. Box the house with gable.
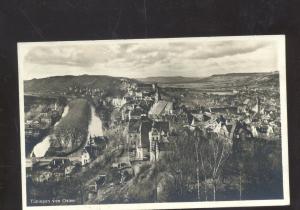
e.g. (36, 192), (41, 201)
(149, 120), (170, 162)
(129, 106), (145, 120)
(127, 119), (141, 148)
(136, 120), (152, 160)
(81, 149), (91, 166)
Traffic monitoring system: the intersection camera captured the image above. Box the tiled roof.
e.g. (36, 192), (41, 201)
(131, 107), (145, 116)
(152, 121), (169, 133)
(149, 101), (173, 116)
(165, 102), (173, 111)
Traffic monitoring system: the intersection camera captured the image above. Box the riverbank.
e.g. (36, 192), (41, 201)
(67, 104), (104, 159)
(32, 99), (105, 159)
(30, 105), (69, 158)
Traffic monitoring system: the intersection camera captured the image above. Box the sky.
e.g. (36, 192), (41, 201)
(19, 36), (281, 80)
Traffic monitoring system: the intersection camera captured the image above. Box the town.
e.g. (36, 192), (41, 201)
(24, 73), (283, 205)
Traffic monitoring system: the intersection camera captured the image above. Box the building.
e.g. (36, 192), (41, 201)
(122, 109), (130, 121)
(134, 92), (143, 100)
(65, 165), (76, 176)
(40, 117), (52, 126)
(234, 123), (253, 140)
(89, 175), (106, 192)
(149, 121), (170, 162)
(50, 158), (71, 169)
(84, 136), (107, 160)
(112, 97), (127, 108)
(127, 119), (141, 147)
(155, 87), (161, 102)
(136, 83), (153, 92)
(25, 127), (40, 138)
(81, 149), (91, 166)
(148, 101), (174, 119)
(136, 121), (152, 160)
(120, 103), (133, 121)
(33, 171), (52, 182)
(129, 106), (145, 120)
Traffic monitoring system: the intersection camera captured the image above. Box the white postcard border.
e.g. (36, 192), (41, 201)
(18, 35), (290, 210)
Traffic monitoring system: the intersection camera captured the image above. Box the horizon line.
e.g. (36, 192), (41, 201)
(24, 70), (279, 81)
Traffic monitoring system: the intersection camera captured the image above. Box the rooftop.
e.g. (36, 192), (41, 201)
(128, 119), (141, 133)
(140, 121), (152, 147)
(149, 100), (172, 116)
(152, 121), (169, 133)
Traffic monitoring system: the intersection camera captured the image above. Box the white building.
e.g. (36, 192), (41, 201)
(112, 98), (127, 108)
(81, 149), (91, 166)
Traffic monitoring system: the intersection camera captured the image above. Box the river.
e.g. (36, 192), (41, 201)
(30, 104), (103, 158)
(30, 105), (69, 158)
(88, 106), (103, 137)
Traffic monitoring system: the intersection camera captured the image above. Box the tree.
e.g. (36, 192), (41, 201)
(165, 127), (196, 201)
(166, 127), (232, 201)
(192, 131), (233, 201)
(192, 127), (203, 200)
(206, 133), (232, 200)
(193, 127), (208, 201)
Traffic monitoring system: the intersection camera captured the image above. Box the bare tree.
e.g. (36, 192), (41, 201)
(193, 128), (208, 201)
(193, 128), (201, 201)
(206, 133), (232, 200)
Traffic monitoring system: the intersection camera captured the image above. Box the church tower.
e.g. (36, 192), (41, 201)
(149, 121), (161, 162)
(257, 97), (261, 114)
(155, 87), (161, 102)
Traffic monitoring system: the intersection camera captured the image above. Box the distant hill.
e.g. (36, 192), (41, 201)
(200, 72), (279, 86)
(137, 76), (202, 84)
(24, 72), (280, 95)
(158, 72), (280, 90)
(24, 75), (136, 96)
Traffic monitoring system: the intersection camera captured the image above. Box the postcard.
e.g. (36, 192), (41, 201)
(18, 35), (289, 209)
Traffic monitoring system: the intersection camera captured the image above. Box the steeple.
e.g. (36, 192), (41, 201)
(155, 87), (161, 102)
(257, 96), (261, 114)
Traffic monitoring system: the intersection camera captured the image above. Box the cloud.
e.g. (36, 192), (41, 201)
(25, 46), (92, 67)
(189, 40), (272, 60)
(25, 44), (116, 67)
(22, 37), (279, 80)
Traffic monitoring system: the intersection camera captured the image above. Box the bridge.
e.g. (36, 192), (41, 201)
(24, 92), (63, 99)
(24, 92), (75, 101)
(26, 155), (81, 168)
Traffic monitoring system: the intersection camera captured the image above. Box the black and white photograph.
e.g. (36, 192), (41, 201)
(18, 35), (289, 209)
